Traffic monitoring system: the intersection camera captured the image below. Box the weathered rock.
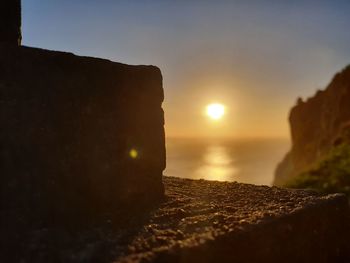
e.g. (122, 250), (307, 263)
(0, 45), (165, 222)
(0, 0), (21, 45)
(2, 177), (349, 262)
(274, 65), (350, 185)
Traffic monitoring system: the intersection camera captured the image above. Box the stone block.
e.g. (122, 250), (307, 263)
(0, 0), (21, 45)
(0, 45), (165, 221)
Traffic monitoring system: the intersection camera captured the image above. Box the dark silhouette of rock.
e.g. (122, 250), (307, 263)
(0, 0), (165, 229)
(0, 45), (165, 222)
(0, 0), (21, 45)
(274, 65), (350, 186)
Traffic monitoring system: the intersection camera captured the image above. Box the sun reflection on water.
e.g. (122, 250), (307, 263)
(195, 145), (238, 181)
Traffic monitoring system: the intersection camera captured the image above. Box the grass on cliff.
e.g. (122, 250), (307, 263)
(285, 143), (350, 196)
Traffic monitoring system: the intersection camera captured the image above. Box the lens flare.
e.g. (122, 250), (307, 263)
(129, 148), (138, 159)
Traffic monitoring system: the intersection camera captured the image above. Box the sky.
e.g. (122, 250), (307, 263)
(22, 0), (350, 139)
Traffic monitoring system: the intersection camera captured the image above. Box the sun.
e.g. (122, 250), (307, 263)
(206, 103), (225, 120)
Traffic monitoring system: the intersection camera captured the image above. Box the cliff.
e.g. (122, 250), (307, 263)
(0, 45), (165, 223)
(274, 65), (350, 186)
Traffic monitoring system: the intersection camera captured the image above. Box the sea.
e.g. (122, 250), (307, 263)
(164, 137), (290, 186)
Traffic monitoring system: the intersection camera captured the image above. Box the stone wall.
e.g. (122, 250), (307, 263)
(3, 177), (349, 262)
(0, 0), (21, 45)
(274, 65), (350, 185)
(0, 45), (165, 222)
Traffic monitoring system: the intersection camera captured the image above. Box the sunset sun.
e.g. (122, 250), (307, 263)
(206, 103), (225, 120)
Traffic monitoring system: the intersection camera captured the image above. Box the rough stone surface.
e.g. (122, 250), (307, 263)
(274, 65), (350, 185)
(0, 0), (21, 45)
(2, 177), (349, 263)
(0, 45), (165, 221)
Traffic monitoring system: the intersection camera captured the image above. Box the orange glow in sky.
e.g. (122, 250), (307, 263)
(23, 1), (350, 139)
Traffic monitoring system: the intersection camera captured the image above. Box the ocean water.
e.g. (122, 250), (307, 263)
(164, 138), (290, 186)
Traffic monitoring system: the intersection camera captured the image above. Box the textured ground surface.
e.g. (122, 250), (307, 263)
(2, 176), (349, 263)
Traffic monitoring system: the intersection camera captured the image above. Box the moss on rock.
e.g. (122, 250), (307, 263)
(285, 143), (350, 195)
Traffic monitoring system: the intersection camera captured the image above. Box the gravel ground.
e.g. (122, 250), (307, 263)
(2, 176), (347, 263)
(117, 176), (328, 262)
